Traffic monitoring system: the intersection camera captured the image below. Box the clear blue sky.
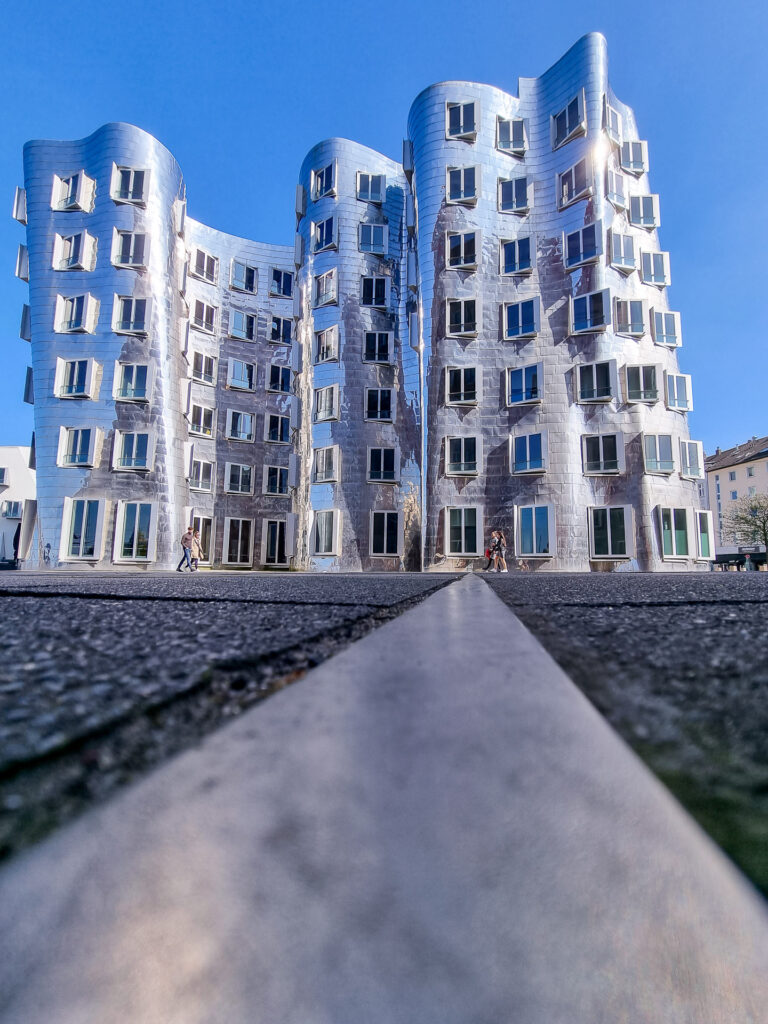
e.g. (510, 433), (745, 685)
(2, 0), (766, 453)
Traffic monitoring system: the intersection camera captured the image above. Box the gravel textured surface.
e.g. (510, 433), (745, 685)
(486, 571), (768, 895)
(0, 572), (455, 859)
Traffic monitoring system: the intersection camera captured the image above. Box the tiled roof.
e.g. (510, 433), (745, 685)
(705, 435), (768, 472)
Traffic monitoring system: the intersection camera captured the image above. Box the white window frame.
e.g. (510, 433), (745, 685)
(110, 165), (149, 206)
(695, 509), (715, 560)
(314, 268), (338, 307)
(261, 518), (292, 567)
(111, 229), (147, 270)
(360, 275), (389, 309)
(498, 176), (530, 214)
(558, 157), (592, 210)
(55, 357), (98, 400)
(312, 162), (336, 201)
(112, 430), (153, 472)
(313, 445), (340, 483)
(191, 351), (217, 386)
(230, 260), (258, 294)
(57, 426), (99, 468)
(500, 236), (533, 276)
(515, 504), (555, 558)
(270, 268), (294, 298)
(510, 431), (547, 475)
(581, 433), (625, 475)
(603, 99), (622, 146)
(262, 464), (290, 496)
(190, 247), (218, 285)
(55, 293), (99, 334)
(191, 514), (214, 566)
(680, 440), (705, 480)
(446, 365), (478, 406)
(665, 372), (693, 412)
(496, 116), (525, 156)
(54, 230), (97, 272)
(224, 462), (255, 495)
(365, 387), (394, 423)
(614, 297), (646, 337)
(357, 172), (385, 204)
(222, 517), (254, 566)
(625, 364), (660, 404)
(629, 194), (661, 230)
(507, 362), (543, 406)
(227, 357), (256, 392)
(446, 165), (479, 206)
(59, 497), (106, 562)
(113, 501), (158, 563)
(112, 295), (150, 336)
(503, 297), (540, 340)
(189, 403), (215, 438)
(446, 100), (477, 141)
(271, 315), (293, 345)
(313, 216), (337, 253)
(315, 325), (339, 363)
(370, 510), (403, 558)
(605, 169), (627, 210)
(314, 384), (340, 422)
(51, 170), (95, 213)
(551, 91), (586, 150)
(570, 288), (611, 335)
(576, 360), (617, 404)
(189, 458), (214, 492)
(265, 413), (291, 445)
(446, 230), (479, 270)
(445, 436), (480, 477)
(267, 363), (292, 395)
(363, 330), (393, 365)
(564, 222), (602, 271)
(367, 446), (400, 484)
(650, 308), (682, 348)
(657, 506), (691, 560)
(640, 250), (671, 288)
(359, 223), (388, 255)
(621, 140), (649, 176)
(445, 506), (482, 557)
(113, 361), (152, 403)
(588, 505), (634, 560)
(311, 509), (342, 556)
(446, 297), (480, 338)
(225, 409), (255, 443)
(643, 434), (675, 475)
(608, 230), (636, 273)
(228, 309), (255, 341)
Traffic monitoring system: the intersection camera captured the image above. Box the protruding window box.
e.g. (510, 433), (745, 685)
(507, 363), (542, 405)
(446, 101), (477, 141)
(643, 434), (675, 475)
(582, 433), (625, 475)
(589, 506), (634, 560)
(446, 166), (479, 206)
(570, 289), (610, 334)
(446, 366), (477, 406)
(626, 365), (660, 404)
(621, 140), (649, 176)
(504, 298), (539, 340)
(511, 431), (547, 474)
(497, 116), (525, 156)
(446, 436), (479, 476)
(500, 237), (532, 275)
(577, 360), (616, 403)
(564, 223), (601, 271)
(447, 299), (479, 338)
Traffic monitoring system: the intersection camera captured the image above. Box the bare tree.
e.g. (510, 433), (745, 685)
(722, 494), (768, 561)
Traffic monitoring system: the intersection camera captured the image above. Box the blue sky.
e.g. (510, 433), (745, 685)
(2, 0), (766, 453)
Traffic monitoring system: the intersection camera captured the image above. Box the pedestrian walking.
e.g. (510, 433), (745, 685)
(176, 526), (194, 572)
(190, 529), (204, 572)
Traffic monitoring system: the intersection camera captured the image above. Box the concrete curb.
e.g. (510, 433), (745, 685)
(0, 573), (766, 1023)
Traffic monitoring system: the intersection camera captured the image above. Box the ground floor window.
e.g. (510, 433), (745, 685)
(589, 506), (632, 558)
(447, 507), (479, 555)
(371, 511), (400, 556)
(192, 515), (213, 564)
(659, 507), (689, 558)
(115, 501), (155, 561)
(313, 509), (340, 555)
(224, 517), (253, 565)
(62, 498), (103, 559)
(263, 519), (288, 565)
(695, 510), (714, 560)
(517, 505), (553, 557)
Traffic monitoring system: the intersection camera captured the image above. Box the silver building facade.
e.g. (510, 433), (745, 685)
(12, 34), (711, 572)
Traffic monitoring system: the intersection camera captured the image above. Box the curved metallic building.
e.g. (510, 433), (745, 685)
(12, 35), (709, 571)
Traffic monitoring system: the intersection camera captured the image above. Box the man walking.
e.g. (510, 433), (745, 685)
(177, 525), (194, 573)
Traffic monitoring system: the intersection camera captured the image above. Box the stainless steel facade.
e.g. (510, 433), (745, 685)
(13, 34), (709, 571)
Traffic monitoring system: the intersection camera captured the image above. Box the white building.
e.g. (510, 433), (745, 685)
(0, 446), (36, 566)
(705, 436), (768, 567)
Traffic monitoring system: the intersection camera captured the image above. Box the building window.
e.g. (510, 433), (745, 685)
(564, 223), (601, 270)
(113, 296), (148, 335)
(614, 298), (645, 336)
(609, 231), (636, 273)
(621, 140), (649, 176)
(226, 410), (255, 442)
(728, 471), (736, 481)
(447, 366), (477, 405)
(368, 447), (398, 482)
(315, 326), (338, 363)
(52, 171), (95, 212)
(582, 433), (623, 474)
(497, 117), (525, 155)
(629, 195), (660, 230)
(640, 251), (671, 287)
(190, 405), (214, 437)
(63, 499), (102, 559)
(371, 511), (400, 556)
(61, 428), (95, 467)
(626, 365), (658, 403)
(357, 173), (385, 203)
(55, 231), (96, 271)
(748, 466), (755, 477)
(224, 518), (253, 565)
(447, 507), (479, 555)
(696, 510), (714, 559)
(266, 414), (291, 444)
(603, 100), (622, 145)
(359, 223), (387, 254)
(500, 237), (532, 275)
(605, 169), (626, 209)
(643, 434), (675, 474)
(313, 446), (338, 482)
(58, 359), (90, 398)
(1, 500), (22, 519)
(507, 363), (542, 405)
(231, 260), (257, 293)
(361, 275), (388, 308)
(578, 361), (615, 402)
(314, 268), (338, 306)
(558, 158), (591, 208)
(731, 490), (738, 500)
(192, 352), (216, 385)
(112, 166), (148, 205)
(498, 176), (529, 213)
(112, 231), (146, 269)
(314, 384), (339, 422)
(651, 309), (681, 347)
(229, 309), (256, 340)
(363, 331), (392, 364)
(512, 432), (546, 474)
(268, 364), (292, 394)
(313, 216), (336, 252)
(446, 166), (478, 205)
(271, 316), (292, 344)
(190, 459), (213, 491)
(504, 298), (539, 339)
(447, 231), (478, 269)
(115, 431), (150, 470)
(115, 363), (149, 402)
(590, 506), (631, 559)
(666, 373), (692, 411)
(192, 248), (218, 284)
(227, 358), (255, 391)
(313, 163), (335, 201)
(192, 515), (213, 565)
(313, 510), (340, 555)
(659, 507), (689, 558)
(552, 92), (586, 149)
(270, 268), (293, 298)
(264, 466), (289, 495)
(365, 388), (393, 421)
(571, 289), (610, 334)
(680, 440), (704, 479)
(517, 505), (553, 556)
(56, 294), (97, 333)
(263, 520), (289, 565)
(447, 298), (478, 337)
(446, 436), (478, 475)
(116, 502), (155, 561)
(193, 300), (216, 334)
(226, 463), (253, 494)
(446, 101), (477, 140)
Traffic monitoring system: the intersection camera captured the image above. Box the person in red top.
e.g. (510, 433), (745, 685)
(176, 526), (194, 573)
